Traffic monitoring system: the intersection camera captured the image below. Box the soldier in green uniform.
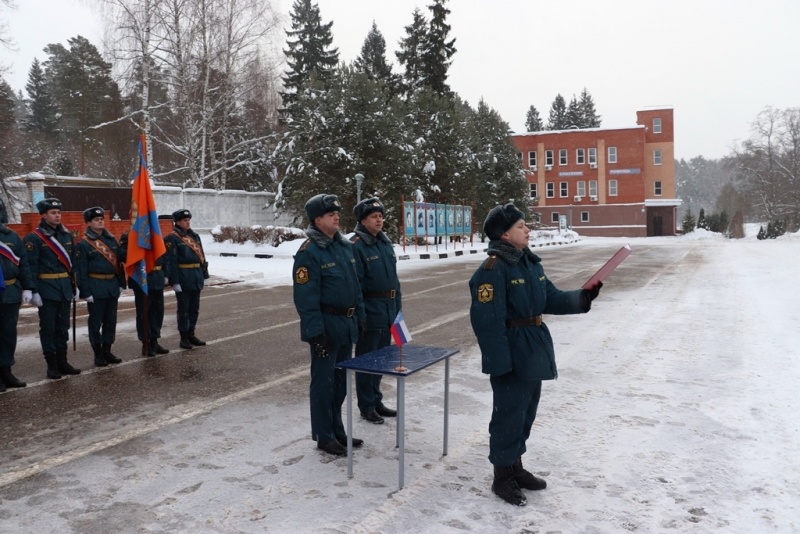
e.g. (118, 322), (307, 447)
(164, 209), (208, 350)
(75, 207), (124, 367)
(293, 194), (365, 457)
(119, 227), (169, 357)
(469, 203), (601, 506)
(350, 197), (401, 424)
(0, 199), (35, 391)
(23, 197), (81, 380)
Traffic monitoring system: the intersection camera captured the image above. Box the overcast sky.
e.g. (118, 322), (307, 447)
(3, 0), (799, 161)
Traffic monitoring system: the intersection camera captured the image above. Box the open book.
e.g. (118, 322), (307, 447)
(582, 244), (632, 289)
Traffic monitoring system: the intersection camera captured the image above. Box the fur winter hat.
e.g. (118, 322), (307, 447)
(83, 206), (104, 223)
(172, 209), (192, 222)
(305, 194), (342, 222)
(483, 203), (525, 240)
(37, 197), (63, 214)
(353, 197), (384, 222)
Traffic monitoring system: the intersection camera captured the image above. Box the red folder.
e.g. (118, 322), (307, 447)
(582, 244), (631, 289)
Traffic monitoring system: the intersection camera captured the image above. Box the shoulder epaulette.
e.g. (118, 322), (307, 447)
(298, 238), (312, 252)
(349, 234), (361, 243)
(484, 255), (498, 270)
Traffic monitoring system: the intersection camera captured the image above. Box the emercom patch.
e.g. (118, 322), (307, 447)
(477, 283), (493, 303)
(295, 266), (309, 284)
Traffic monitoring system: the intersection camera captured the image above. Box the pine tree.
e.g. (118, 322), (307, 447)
(547, 94), (567, 130)
(23, 58), (59, 138)
(524, 105), (543, 131)
(354, 21), (399, 95)
(396, 8), (427, 96)
(757, 225), (766, 240)
(681, 207), (696, 234)
(281, 0), (339, 113)
(420, 0), (456, 96)
(579, 87), (601, 127)
(696, 208), (707, 229)
(566, 95), (581, 128)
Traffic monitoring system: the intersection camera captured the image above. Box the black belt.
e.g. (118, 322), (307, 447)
(320, 304), (356, 317)
(364, 289), (396, 299)
(506, 315), (542, 328)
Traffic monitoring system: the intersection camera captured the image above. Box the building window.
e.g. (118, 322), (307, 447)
(559, 149), (568, 165)
(545, 150), (554, 167)
(528, 151), (537, 168)
(529, 183), (538, 198)
(560, 182), (568, 197)
(608, 146), (617, 164)
(546, 182), (555, 198)
(589, 180), (598, 197)
(655, 181), (662, 196)
(551, 212), (559, 223)
(577, 181), (586, 197)
(576, 148), (585, 165)
(609, 179), (618, 196)
(581, 211), (589, 222)
(588, 147), (597, 165)
(653, 118), (662, 134)
(654, 149), (662, 165)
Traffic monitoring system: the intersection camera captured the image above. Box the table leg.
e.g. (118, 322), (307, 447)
(398, 376), (405, 489)
(444, 356), (450, 456)
(346, 369), (353, 478)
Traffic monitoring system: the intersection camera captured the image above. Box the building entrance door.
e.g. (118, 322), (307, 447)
(653, 215), (663, 236)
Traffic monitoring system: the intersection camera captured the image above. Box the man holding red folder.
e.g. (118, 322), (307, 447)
(469, 203), (601, 507)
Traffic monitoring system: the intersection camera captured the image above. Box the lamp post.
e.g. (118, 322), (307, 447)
(355, 173), (364, 203)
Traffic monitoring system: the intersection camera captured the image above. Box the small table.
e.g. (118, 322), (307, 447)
(336, 344), (460, 489)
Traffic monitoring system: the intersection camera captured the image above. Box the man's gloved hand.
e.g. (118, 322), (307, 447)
(31, 292), (43, 307)
(22, 290), (33, 304)
(172, 284), (182, 293)
(85, 295), (94, 304)
(310, 333), (330, 358)
(586, 281), (603, 301)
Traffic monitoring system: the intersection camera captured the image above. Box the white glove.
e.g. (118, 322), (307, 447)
(172, 284), (182, 293)
(22, 290), (33, 304)
(31, 292), (44, 307)
(85, 295), (94, 303)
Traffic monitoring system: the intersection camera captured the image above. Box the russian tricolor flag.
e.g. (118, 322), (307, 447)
(390, 311), (412, 346)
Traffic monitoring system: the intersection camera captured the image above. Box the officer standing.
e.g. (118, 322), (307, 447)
(350, 197), (400, 424)
(119, 229), (169, 357)
(23, 197), (81, 380)
(75, 207), (124, 367)
(469, 203), (601, 506)
(293, 193), (365, 457)
(0, 199), (35, 390)
(164, 209), (208, 350)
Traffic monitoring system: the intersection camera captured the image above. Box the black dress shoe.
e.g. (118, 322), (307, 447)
(376, 405), (397, 417)
(336, 436), (363, 448)
(317, 439), (347, 457)
(361, 410), (385, 424)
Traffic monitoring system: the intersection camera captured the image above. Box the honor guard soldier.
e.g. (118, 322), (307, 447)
(165, 209), (208, 350)
(119, 227), (170, 357)
(293, 193), (365, 457)
(75, 207), (124, 367)
(0, 198), (35, 390)
(23, 197), (81, 379)
(350, 197), (401, 424)
(469, 203), (601, 506)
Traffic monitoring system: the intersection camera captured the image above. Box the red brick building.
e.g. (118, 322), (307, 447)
(512, 107), (680, 237)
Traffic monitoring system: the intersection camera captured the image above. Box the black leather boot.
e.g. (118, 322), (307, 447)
(187, 330), (206, 346)
(179, 333), (193, 350)
(152, 339), (169, 354)
(103, 344), (122, 364)
(0, 366), (26, 388)
(56, 350), (81, 375)
(45, 352), (62, 379)
(513, 456), (547, 491)
(492, 465), (527, 506)
(93, 344), (108, 367)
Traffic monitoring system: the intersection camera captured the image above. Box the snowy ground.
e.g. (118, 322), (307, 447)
(6, 226), (800, 533)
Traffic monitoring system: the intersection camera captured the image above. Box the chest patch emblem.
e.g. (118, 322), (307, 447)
(295, 266), (309, 284)
(477, 283), (493, 303)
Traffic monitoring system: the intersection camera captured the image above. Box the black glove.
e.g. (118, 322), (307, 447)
(586, 281), (603, 301)
(310, 333), (330, 358)
(202, 262), (210, 280)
